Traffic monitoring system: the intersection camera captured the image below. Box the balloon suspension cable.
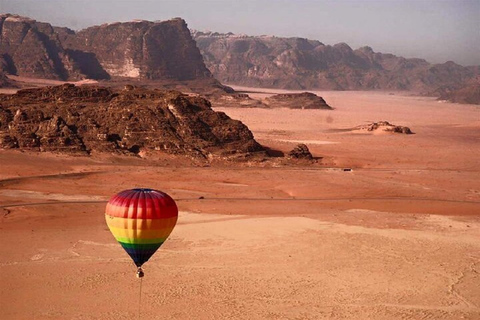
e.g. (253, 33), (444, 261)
(137, 267), (144, 320)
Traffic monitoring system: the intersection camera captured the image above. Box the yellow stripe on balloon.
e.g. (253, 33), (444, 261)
(107, 226), (175, 240)
(105, 216), (178, 230)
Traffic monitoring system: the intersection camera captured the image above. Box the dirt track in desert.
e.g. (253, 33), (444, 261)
(1, 89), (479, 319)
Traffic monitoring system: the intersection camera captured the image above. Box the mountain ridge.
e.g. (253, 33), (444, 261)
(192, 31), (479, 93)
(1, 14), (478, 104)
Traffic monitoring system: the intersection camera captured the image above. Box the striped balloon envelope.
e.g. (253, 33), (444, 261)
(105, 188), (178, 270)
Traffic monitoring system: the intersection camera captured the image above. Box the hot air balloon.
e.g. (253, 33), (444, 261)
(105, 188), (178, 277)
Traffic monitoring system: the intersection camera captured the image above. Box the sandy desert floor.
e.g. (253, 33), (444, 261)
(0, 88), (479, 319)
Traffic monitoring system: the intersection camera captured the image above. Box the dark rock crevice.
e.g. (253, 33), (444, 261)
(64, 50), (110, 80)
(35, 30), (69, 80)
(1, 53), (17, 74)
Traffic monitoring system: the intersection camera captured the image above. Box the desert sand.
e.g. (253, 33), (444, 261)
(1, 88), (479, 319)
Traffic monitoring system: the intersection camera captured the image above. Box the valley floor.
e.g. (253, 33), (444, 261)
(0, 89), (479, 319)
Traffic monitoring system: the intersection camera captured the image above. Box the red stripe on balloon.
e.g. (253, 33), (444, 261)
(106, 190), (178, 219)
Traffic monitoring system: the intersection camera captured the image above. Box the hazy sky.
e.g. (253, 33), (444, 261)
(2, 0), (479, 66)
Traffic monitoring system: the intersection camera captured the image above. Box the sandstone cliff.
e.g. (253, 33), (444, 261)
(0, 14), (214, 85)
(0, 14), (84, 80)
(0, 84), (264, 159)
(193, 31), (479, 93)
(60, 18), (212, 81)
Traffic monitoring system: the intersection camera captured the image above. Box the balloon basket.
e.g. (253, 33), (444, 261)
(136, 267), (144, 278)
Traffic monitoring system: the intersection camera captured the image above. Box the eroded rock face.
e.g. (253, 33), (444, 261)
(0, 70), (11, 88)
(0, 14), (213, 83)
(0, 84), (265, 158)
(0, 14), (84, 80)
(193, 32), (479, 92)
(61, 18), (212, 81)
(264, 92), (332, 109)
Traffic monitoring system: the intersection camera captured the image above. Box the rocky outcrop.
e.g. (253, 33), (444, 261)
(0, 84), (265, 159)
(264, 92), (332, 109)
(208, 93), (268, 108)
(193, 32), (479, 93)
(288, 144), (313, 160)
(356, 121), (413, 134)
(0, 14), (213, 84)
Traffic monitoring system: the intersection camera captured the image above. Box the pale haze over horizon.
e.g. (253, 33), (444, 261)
(2, 0), (479, 66)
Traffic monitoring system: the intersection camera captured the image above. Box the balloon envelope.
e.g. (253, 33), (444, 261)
(105, 188), (178, 267)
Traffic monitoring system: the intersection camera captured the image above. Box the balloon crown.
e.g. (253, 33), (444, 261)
(132, 188), (154, 192)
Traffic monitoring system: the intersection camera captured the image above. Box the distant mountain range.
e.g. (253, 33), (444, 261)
(0, 14), (478, 104)
(193, 31), (479, 94)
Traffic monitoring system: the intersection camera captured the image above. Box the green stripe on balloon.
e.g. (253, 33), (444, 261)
(114, 236), (168, 244)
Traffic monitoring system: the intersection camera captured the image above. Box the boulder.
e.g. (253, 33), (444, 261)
(288, 144), (313, 160)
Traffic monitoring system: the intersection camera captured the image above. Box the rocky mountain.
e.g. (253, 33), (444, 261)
(0, 14), (214, 85)
(193, 31), (479, 93)
(0, 84), (264, 159)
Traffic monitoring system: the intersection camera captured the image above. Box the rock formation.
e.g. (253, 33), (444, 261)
(264, 92), (332, 109)
(60, 18), (212, 81)
(0, 14), (214, 85)
(288, 144), (313, 160)
(208, 92), (268, 108)
(0, 84), (265, 159)
(356, 121), (413, 134)
(193, 31), (479, 93)
(0, 14), (84, 80)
